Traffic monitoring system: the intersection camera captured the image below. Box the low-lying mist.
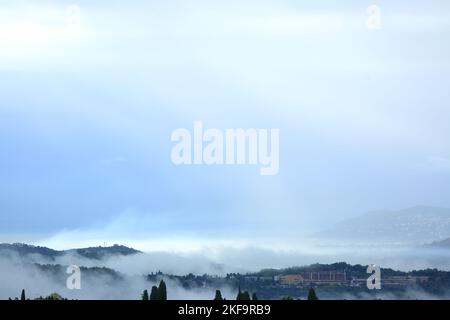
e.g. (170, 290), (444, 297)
(0, 250), (237, 300)
(2, 241), (450, 300)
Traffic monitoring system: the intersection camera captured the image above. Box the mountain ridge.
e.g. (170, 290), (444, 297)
(315, 205), (450, 244)
(424, 237), (450, 249)
(0, 243), (141, 259)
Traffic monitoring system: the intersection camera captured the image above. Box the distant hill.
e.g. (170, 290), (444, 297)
(0, 243), (61, 257)
(0, 243), (141, 260)
(315, 206), (450, 244)
(65, 244), (141, 259)
(424, 238), (450, 249)
(253, 262), (409, 278)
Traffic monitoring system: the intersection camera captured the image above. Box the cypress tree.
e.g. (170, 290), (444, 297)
(241, 291), (251, 300)
(307, 288), (319, 300)
(150, 286), (159, 300)
(236, 286), (242, 300)
(214, 290), (223, 300)
(20, 289), (26, 301)
(141, 289), (149, 300)
(158, 280), (167, 300)
(236, 287), (251, 300)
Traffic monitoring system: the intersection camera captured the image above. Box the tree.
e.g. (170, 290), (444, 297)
(150, 286), (159, 300)
(20, 289), (26, 301)
(141, 289), (149, 300)
(158, 280), (167, 300)
(45, 293), (64, 300)
(214, 290), (223, 300)
(307, 288), (319, 300)
(236, 287), (251, 300)
(252, 293), (258, 300)
(240, 291), (251, 300)
(236, 286), (242, 300)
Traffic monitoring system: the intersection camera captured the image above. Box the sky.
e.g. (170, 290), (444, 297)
(1, 0), (450, 249)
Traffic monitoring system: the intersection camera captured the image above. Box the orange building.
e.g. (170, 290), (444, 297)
(279, 275), (305, 285)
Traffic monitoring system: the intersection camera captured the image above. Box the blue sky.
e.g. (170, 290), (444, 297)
(1, 0), (450, 247)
